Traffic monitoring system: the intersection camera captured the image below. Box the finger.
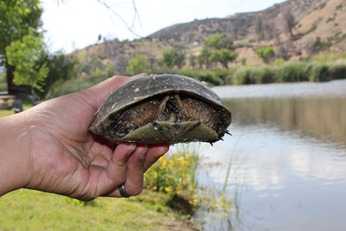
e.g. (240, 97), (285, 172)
(123, 144), (148, 196)
(144, 144), (169, 172)
(101, 143), (136, 194)
(109, 144), (148, 198)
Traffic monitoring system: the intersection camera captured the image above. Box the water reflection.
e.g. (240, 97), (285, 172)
(191, 80), (346, 231)
(225, 97), (346, 148)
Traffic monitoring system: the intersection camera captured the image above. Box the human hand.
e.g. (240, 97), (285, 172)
(0, 74), (168, 200)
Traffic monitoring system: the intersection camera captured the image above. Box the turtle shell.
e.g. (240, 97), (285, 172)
(89, 74), (231, 144)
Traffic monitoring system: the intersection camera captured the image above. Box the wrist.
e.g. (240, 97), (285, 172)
(0, 112), (31, 195)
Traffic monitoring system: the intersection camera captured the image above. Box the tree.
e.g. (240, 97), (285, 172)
(189, 55), (197, 69)
(255, 46), (275, 64)
(197, 47), (211, 69)
(6, 29), (49, 97)
(126, 54), (149, 75)
(0, 0), (43, 94)
(209, 49), (236, 69)
(204, 33), (233, 50)
(200, 33), (236, 69)
(43, 51), (78, 98)
(162, 49), (185, 69)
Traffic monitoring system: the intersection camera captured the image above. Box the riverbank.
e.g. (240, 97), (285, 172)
(39, 55), (346, 100)
(177, 56), (346, 86)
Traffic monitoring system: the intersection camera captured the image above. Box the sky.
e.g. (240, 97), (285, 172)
(42, 0), (286, 53)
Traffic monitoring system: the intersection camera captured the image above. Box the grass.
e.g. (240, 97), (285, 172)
(0, 109), (13, 117)
(0, 103), (32, 117)
(0, 189), (195, 231)
(226, 57), (346, 85)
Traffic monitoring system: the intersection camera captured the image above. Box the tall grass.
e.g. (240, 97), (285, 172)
(177, 69), (228, 85)
(272, 62), (308, 82)
(227, 58), (346, 85)
(307, 62), (329, 82)
(229, 66), (272, 85)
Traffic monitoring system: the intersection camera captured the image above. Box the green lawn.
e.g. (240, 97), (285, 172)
(0, 109), (14, 117)
(0, 189), (195, 231)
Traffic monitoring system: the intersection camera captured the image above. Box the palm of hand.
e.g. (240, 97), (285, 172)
(24, 76), (168, 200)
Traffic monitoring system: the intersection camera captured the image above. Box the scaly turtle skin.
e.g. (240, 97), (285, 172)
(89, 74), (231, 144)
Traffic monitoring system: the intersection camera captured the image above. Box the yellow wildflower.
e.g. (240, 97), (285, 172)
(164, 187), (172, 193)
(153, 172), (158, 179)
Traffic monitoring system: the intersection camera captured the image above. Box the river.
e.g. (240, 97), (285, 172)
(182, 80), (346, 231)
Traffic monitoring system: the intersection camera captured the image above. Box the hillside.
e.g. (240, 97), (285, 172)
(72, 0), (346, 76)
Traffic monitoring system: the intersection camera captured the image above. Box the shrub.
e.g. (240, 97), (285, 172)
(255, 46), (275, 63)
(144, 151), (199, 196)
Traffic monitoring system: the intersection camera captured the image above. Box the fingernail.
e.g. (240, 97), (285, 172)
(138, 145), (148, 160)
(127, 143), (137, 155)
(139, 151), (147, 161)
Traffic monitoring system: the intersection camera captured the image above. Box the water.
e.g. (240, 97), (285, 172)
(189, 80), (346, 231)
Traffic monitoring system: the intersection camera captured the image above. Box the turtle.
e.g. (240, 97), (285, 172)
(89, 74), (232, 145)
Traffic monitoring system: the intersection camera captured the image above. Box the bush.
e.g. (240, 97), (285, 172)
(144, 151), (199, 196)
(255, 46), (275, 63)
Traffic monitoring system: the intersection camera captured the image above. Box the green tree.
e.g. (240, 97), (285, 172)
(126, 54), (149, 75)
(43, 51), (77, 98)
(162, 49), (185, 69)
(0, 0), (43, 94)
(197, 47), (211, 69)
(6, 29), (48, 97)
(209, 49), (237, 69)
(204, 33), (233, 50)
(255, 46), (275, 64)
(200, 33), (236, 69)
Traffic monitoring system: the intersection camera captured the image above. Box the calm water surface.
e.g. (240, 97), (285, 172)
(182, 80), (346, 231)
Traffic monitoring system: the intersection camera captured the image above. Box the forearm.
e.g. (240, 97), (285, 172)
(0, 113), (31, 196)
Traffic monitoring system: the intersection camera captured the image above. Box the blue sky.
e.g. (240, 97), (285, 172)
(42, 0), (286, 53)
